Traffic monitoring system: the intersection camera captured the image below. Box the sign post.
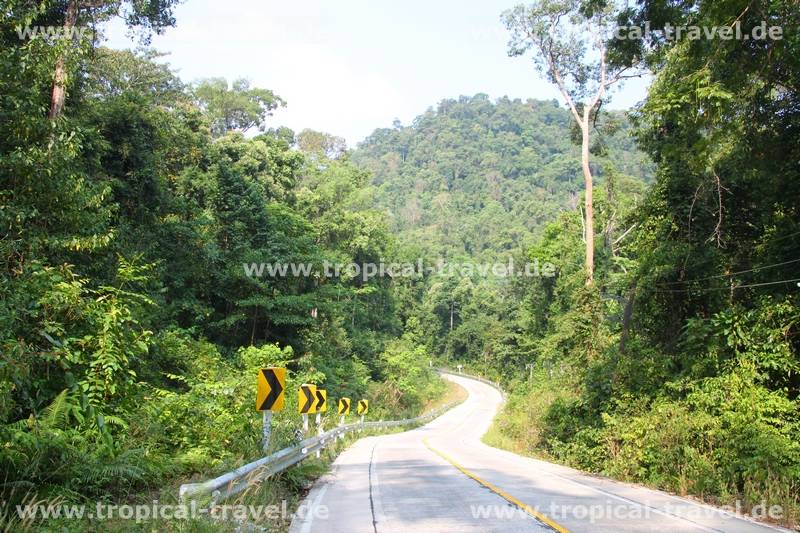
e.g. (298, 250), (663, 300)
(357, 399), (369, 430)
(262, 411), (272, 452)
(256, 367), (286, 453)
(337, 397), (351, 440)
(457, 364), (463, 374)
(298, 383), (317, 435)
(314, 389), (327, 458)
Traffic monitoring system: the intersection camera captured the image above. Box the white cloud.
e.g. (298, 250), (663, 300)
(259, 43), (411, 147)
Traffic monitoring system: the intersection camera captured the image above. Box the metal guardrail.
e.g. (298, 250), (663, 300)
(178, 369), (507, 503)
(178, 400), (460, 503)
(440, 368), (507, 401)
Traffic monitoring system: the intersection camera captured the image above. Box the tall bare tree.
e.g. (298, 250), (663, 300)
(46, 0), (180, 119)
(503, 0), (636, 283)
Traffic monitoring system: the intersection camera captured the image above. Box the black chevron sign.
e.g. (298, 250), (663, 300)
(256, 367), (285, 412)
(338, 397), (351, 415)
(315, 389), (327, 412)
(298, 383), (317, 414)
(358, 399), (369, 415)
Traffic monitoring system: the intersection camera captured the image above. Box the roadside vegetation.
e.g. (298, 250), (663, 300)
(0, 3), (444, 527)
(418, 1), (796, 527)
(2, 0), (798, 530)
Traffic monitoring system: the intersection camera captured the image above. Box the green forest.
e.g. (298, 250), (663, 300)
(0, 5), (446, 524)
(2, 0), (799, 530)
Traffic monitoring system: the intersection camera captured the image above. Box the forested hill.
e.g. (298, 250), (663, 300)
(352, 94), (652, 260)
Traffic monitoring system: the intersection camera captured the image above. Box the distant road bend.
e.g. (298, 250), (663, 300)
(290, 373), (791, 533)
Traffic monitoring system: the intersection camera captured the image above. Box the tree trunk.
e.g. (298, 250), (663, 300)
(619, 280), (637, 353)
(48, 0), (80, 119)
(450, 301), (454, 332)
(250, 307), (258, 346)
(581, 108), (594, 284)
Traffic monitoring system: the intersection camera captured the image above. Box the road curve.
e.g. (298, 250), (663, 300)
(290, 373), (791, 533)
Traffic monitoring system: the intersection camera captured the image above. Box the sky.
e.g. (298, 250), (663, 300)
(104, 0), (651, 147)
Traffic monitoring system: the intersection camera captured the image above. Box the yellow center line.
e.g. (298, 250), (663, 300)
(422, 437), (571, 533)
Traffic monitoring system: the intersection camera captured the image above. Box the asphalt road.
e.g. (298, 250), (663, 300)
(289, 373), (791, 533)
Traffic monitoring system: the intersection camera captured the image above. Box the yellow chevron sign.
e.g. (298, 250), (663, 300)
(338, 397), (351, 415)
(315, 389), (327, 412)
(298, 383), (317, 414)
(357, 399), (369, 415)
(256, 367), (285, 412)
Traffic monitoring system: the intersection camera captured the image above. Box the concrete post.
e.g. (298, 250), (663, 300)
(262, 411), (273, 453)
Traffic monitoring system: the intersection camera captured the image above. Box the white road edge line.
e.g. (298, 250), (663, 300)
(526, 448), (788, 532)
(539, 467), (720, 533)
(456, 380), (718, 532)
(454, 373), (788, 533)
(530, 456), (788, 532)
(298, 479), (329, 533)
(369, 440), (389, 530)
